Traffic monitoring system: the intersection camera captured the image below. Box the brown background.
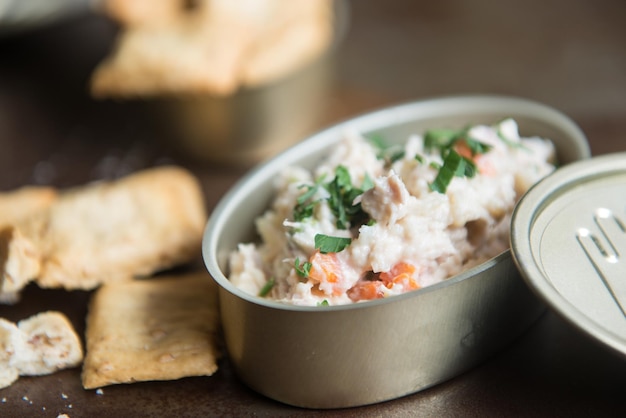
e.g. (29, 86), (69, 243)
(1, 1), (626, 416)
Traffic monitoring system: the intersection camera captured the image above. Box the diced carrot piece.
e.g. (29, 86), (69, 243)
(347, 281), (386, 302)
(308, 251), (350, 295)
(308, 252), (341, 284)
(380, 262), (419, 291)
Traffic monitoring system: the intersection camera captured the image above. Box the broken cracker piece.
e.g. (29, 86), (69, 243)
(0, 318), (21, 389)
(0, 186), (54, 303)
(1, 311), (83, 389)
(81, 272), (221, 389)
(0, 226), (41, 304)
(13, 311), (84, 376)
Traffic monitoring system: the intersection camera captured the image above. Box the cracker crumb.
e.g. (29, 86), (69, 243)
(57, 414), (70, 418)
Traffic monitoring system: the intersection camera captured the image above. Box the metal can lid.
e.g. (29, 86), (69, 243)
(511, 152), (626, 357)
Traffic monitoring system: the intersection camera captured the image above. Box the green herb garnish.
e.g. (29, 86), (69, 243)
(314, 234), (352, 254)
(429, 149), (478, 193)
(424, 128), (463, 151)
(292, 166), (372, 229)
(258, 277), (275, 297)
(424, 127), (492, 155)
(463, 137), (492, 155)
(423, 126), (492, 193)
(294, 257), (312, 277)
(293, 174), (326, 222)
(323, 165), (370, 230)
(317, 299), (330, 306)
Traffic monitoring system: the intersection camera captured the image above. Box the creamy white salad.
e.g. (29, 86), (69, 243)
(229, 119), (556, 306)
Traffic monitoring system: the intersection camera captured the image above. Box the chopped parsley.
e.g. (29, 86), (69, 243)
(293, 174), (326, 222)
(424, 127), (491, 156)
(325, 166), (369, 229)
(258, 277), (275, 297)
(317, 299), (330, 306)
(294, 257), (312, 277)
(424, 128), (463, 150)
(314, 234), (352, 254)
(423, 126), (492, 193)
(429, 149), (474, 193)
(292, 165), (372, 230)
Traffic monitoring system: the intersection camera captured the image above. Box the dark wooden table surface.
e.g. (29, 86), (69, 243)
(1, 1), (626, 416)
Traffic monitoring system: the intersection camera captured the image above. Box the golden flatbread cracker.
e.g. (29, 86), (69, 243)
(81, 272), (221, 389)
(90, 18), (248, 98)
(31, 166), (207, 290)
(90, 0), (334, 98)
(0, 187), (54, 303)
(91, 0), (250, 97)
(0, 186), (58, 226)
(0, 166), (206, 302)
(240, 1), (333, 88)
(0, 226), (41, 304)
(238, 0), (333, 88)
(97, 0), (184, 27)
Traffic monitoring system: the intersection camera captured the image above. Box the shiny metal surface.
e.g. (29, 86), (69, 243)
(152, 0), (350, 167)
(203, 95), (591, 408)
(511, 153), (626, 358)
(154, 50), (332, 167)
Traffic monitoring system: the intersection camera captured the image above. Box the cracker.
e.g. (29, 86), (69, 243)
(91, 0), (249, 97)
(0, 226), (41, 304)
(0, 186), (58, 226)
(1, 311), (83, 389)
(240, 0), (333, 87)
(31, 166), (207, 290)
(0, 166), (207, 301)
(0, 186), (53, 303)
(97, 0), (184, 27)
(13, 311), (84, 376)
(0, 318), (21, 389)
(81, 272), (221, 389)
(90, 0), (334, 97)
